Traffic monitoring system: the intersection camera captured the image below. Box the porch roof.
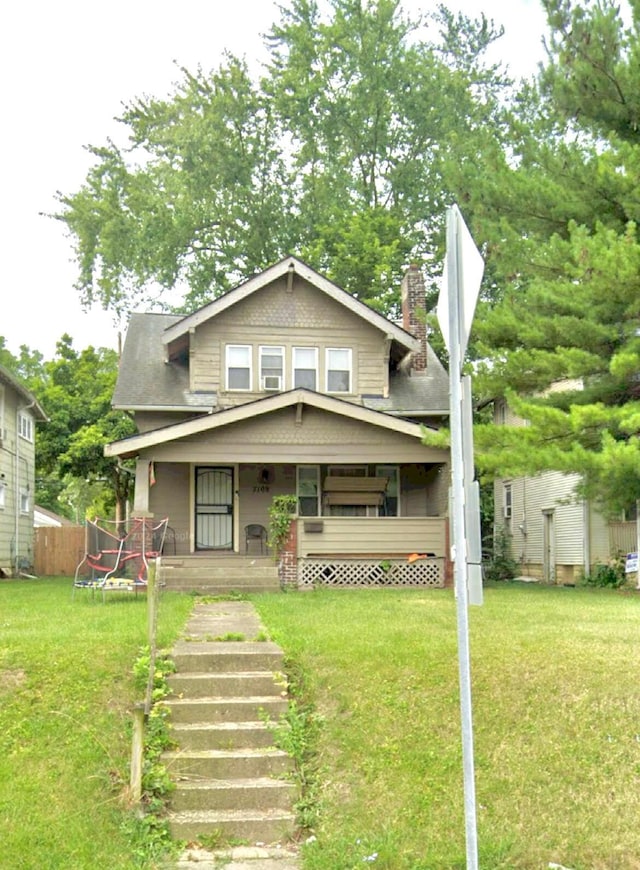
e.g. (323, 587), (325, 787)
(104, 388), (442, 459)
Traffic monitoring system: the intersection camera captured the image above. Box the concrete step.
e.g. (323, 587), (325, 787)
(167, 808), (296, 844)
(163, 583), (282, 596)
(165, 695), (288, 724)
(172, 721), (277, 751)
(161, 565), (278, 579)
(172, 643), (284, 674)
(168, 672), (286, 699)
(162, 748), (293, 780)
(170, 777), (296, 812)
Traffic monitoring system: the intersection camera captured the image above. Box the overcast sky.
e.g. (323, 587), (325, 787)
(1, 0), (549, 359)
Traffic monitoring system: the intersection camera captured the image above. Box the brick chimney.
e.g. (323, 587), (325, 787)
(401, 263), (427, 372)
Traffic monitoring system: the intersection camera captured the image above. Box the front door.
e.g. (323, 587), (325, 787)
(543, 509), (555, 583)
(195, 467), (233, 550)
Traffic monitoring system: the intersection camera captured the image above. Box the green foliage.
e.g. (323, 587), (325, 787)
(267, 494), (297, 555)
(580, 555), (627, 589)
(27, 336), (136, 519)
(0, 577), (192, 868)
(56, 1), (510, 317)
(483, 524), (519, 582)
(254, 585), (640, 867)
(469, 0), (640, 516)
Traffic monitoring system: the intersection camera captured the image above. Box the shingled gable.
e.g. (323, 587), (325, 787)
(161, 255), (421, 358)
(105, 387), (439, 459)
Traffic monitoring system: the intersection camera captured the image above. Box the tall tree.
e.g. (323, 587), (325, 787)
(33, 337), (136, 521)
(55, 1), (509, 318)
(471, 0), (640, 516)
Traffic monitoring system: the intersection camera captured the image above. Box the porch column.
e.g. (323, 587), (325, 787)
(133, 459), (153, 517)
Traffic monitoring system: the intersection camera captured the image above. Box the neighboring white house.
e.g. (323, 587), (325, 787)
(0, 365), (47, 577)
(34, 505), (72, 528)
(493, 393), (636, 584)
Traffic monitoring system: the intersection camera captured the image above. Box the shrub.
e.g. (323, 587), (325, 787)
(483, 524), (519, 582)
(580, 555), (627, 588)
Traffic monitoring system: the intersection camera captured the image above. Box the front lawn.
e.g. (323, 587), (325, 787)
(0, 577), (193, 869)
(254, 584), (640, 870)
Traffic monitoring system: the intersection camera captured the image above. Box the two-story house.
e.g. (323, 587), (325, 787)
(105, 256), (452, 588)
(0, 366), (47, 577)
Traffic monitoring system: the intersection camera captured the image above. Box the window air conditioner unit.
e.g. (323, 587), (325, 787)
(262, 375), (282, 391)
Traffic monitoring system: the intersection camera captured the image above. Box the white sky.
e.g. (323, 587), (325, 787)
(1, 0), (549, 359)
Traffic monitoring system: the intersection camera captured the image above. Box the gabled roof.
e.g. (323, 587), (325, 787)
(105, 388), (439, 459)
(162, 255), (421, 355)
(112, 313), (217, 412)
(0, 365), (48, 421)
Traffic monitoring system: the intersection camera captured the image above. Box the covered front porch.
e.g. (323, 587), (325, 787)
(109, 389), (451, 588)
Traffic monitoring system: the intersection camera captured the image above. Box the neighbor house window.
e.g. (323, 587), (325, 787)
(293, 347), (317, 390)
(326, 348), (352, 393)
(226, 345), (252, 390)
(297, 466), (319, 516)
(18, 412), (33, 442)
(20, 490), (30, 514)
(503, 482), (512, 521)
(0, 482), (5, 509)
(260, 346), (284, 391)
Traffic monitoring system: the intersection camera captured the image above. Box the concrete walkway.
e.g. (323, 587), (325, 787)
(172, 600), (301, 870)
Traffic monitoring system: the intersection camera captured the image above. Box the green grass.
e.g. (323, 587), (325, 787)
(253, 584), (640, 870)
(0, 577), (193, 870)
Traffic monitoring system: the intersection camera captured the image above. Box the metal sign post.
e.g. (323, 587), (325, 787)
(437, 204), (484, 869)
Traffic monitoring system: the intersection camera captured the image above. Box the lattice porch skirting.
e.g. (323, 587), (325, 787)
(298, 557), (445, 588)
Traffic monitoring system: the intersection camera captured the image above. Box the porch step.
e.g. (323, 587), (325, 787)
(163, 601), (297, 849)
(158, 557), (281, 595)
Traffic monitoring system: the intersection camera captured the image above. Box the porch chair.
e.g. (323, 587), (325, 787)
(245, 523), (268, 554)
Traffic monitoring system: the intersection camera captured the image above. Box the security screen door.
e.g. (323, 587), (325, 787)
(195, 467), (233, 549)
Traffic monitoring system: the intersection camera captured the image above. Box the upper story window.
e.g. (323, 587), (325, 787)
(326, 348), (352, 393)
(503, 482), (512, 521)
(226, 345), (252, 391)
(0, 481), (5, 510)
(20, 489), (30, 514)
(293, 347), (318, 390)
(18, 412), (34, 443)
(260, 346), (284, 391)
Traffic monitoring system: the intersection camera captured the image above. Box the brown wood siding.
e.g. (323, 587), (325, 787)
(34, 525), (85, 576)
(297, 516), (446, 557)
(135, 411), (198, 433)
(191, 275), (385, 400)
(142, 407), (449, 466)
(148, 463), (191, 554)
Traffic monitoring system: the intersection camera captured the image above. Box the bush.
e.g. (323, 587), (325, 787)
(483, 524), (519, 582)
(580, 556), (627, 588)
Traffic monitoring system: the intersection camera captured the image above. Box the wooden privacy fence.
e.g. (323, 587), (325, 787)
(34, 525), (85, 576)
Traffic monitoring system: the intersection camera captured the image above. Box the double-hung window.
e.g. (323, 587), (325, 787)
(293, 347), (318, 390)
(297, 466), (319, 516)
(326, 348), (352, 393)
(260, 346), (284, 391)
(226, 345), (252, 391)
(18, 412), (33, 442)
